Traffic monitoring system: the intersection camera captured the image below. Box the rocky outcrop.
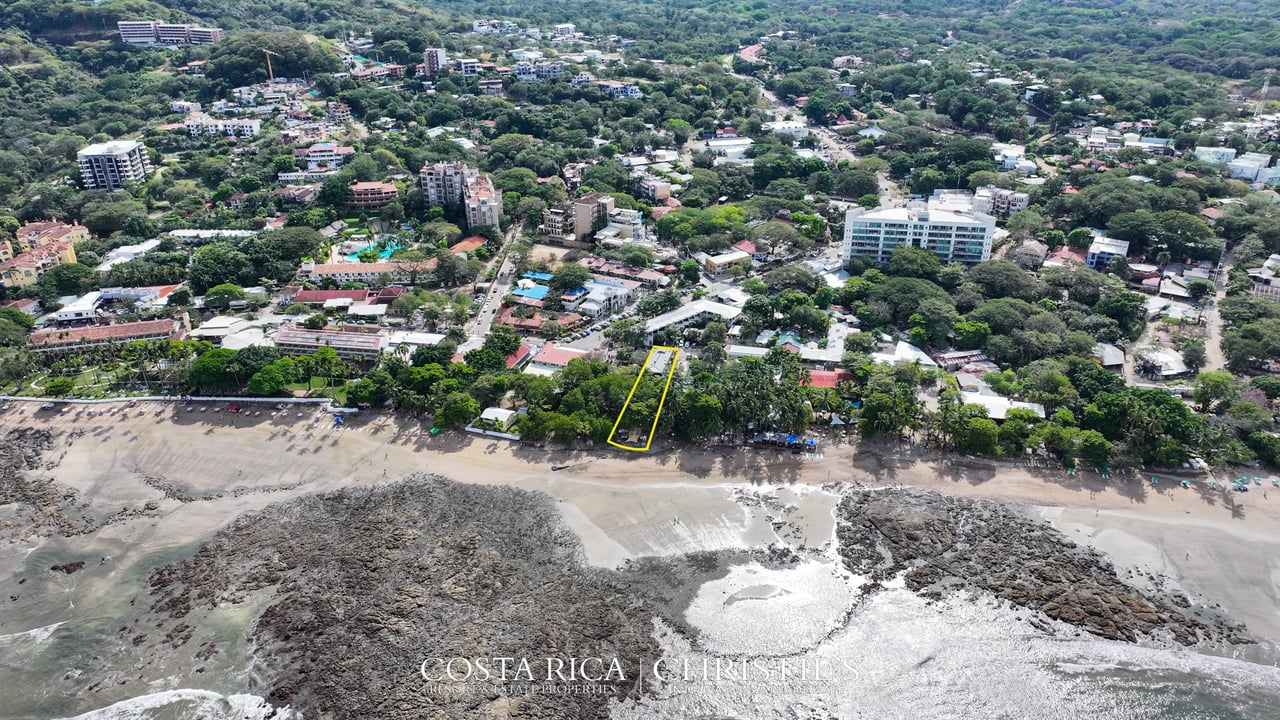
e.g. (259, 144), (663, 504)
(835, 488), (1244, 646)
(0, 427), (92, 538)
(145, 477), (734, 719)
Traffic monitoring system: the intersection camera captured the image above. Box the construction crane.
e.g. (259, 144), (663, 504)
(1250, 68), (1275, 138)
(263, 49), (281, 83)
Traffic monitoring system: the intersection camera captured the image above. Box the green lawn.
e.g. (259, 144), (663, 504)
(284, 377), (348, 405)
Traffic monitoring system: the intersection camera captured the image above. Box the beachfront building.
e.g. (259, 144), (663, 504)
(273, 327), (387, 361)
(78, 140), (153, 191)
(343, 181), (399, 209)
(27, 315), (189, 354)
(300, 260), (412, 286)
(842, 206), (995, 266)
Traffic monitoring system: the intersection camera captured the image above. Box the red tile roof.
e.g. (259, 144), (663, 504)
(450, 236), (487, 255)
(805, 369), (853, 388)
(531, 344), (588, 367)
(27, 319), (182, 348)
(506, 344), (533, 369)
(292, 289), (373, 304)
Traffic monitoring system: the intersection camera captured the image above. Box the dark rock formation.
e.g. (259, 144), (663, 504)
(145, 476), (733, 719)
(835, 488), (1245, 646)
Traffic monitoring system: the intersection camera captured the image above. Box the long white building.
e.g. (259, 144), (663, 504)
(184, 113), (260, 138)
(842, 206), (994, 266)
(78, 141), (153, 191)
(117, 20), (222, 45)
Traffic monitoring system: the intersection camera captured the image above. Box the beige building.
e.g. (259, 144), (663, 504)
(538, 192), (615, 245)
(463, 175), (503, 229)
(419, 162), (503, 229)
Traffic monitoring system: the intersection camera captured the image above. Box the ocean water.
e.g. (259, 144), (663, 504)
(611, 559), (1280, 720)
(8, 483), (1280, 719)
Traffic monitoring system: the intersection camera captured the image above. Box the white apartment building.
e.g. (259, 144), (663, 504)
(119, 21), (221, 45)
(515, 61), (564, 82)
(594, 208), (646, 246)
(117, 21), (159, 45)
(842, 206), (995, 266)
(186, 26), (223, 45)
(510, 48), (544, 62)
(185, 113), (261, 138)
(971, 185), (1030, 218)
(420, 161), (477, 207)
(554, 23), (577, 36)
(597, 80), (643, 99)
(299, 142), (355, 170)
(78, 140), (153, 191)
(454, 58), (481, 76)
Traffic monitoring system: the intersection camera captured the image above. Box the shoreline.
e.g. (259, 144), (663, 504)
(4, 398), (1280, 644)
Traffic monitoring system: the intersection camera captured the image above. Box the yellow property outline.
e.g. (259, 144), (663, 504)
(606, 345), (679, 451)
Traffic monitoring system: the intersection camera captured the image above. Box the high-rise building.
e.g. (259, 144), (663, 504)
(573, 193), (615, 239)
(842, 206), (994, 266)
(419, 162), (502, 229)
(420, 161), (477, 207)
(463, 176), (503, 229)
(423, 48), (447, 78)
(77, 141), (153, 191)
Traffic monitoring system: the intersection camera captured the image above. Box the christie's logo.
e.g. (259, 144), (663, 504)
(419, 656), (852, 697)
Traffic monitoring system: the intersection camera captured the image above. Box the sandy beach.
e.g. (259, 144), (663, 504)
(3, 397), (1280, 645)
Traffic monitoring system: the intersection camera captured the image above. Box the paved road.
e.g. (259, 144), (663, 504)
(721, 55), (860, 163)
(460, 226), (522, 351)
(1202, 251), (1233, 372)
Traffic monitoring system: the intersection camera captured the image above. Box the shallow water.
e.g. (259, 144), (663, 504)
(614, 560), (1280, 719)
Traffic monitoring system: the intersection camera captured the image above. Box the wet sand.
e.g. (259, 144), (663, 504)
(3, 398), (1280, 649)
